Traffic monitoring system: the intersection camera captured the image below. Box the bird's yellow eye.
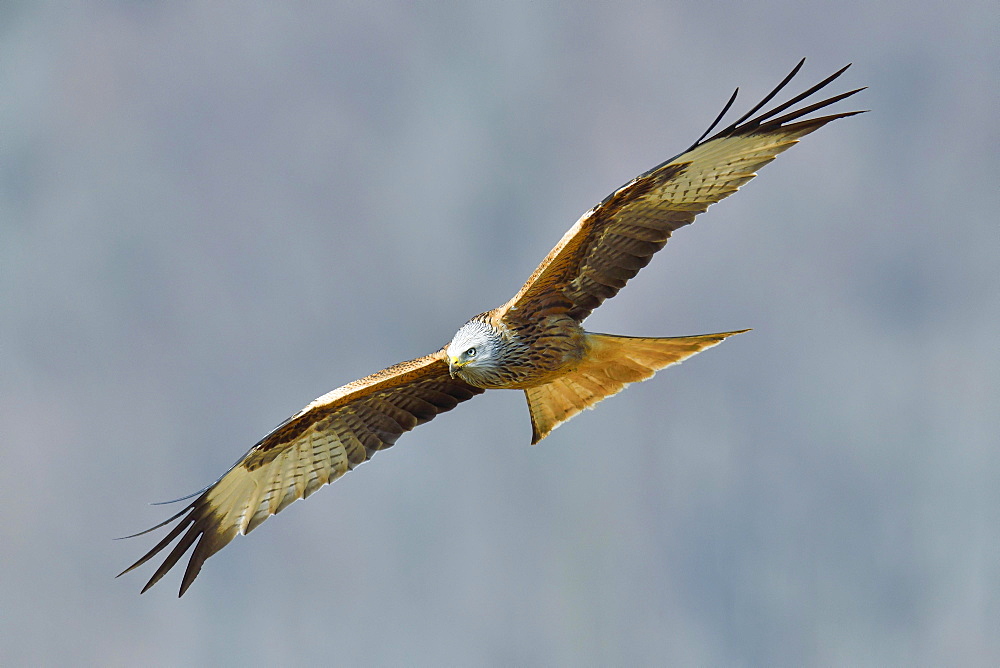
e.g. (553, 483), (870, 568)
(465, 347), (477, 357)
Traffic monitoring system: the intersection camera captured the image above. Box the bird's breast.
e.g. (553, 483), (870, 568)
(476, 315), (587, 390)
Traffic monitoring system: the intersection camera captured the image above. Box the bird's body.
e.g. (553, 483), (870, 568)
(120, 60), (866, 596)
(448, 310), (587, 390)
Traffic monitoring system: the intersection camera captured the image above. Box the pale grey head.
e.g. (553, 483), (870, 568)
(446, 319), (506, 387)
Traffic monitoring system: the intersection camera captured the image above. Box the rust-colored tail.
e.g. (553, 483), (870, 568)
(524, 330), (748, 443)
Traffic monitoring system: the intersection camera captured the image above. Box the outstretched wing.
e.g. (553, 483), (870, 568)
(118, 350), (484, 596)
(503, 60), (866, 323)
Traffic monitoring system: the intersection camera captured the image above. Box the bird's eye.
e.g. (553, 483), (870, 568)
(465, 347), (477, 357)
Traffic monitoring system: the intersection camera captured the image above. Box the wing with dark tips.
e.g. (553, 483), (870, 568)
(118, 350), (484, 596)
(504, 60), (866, 323)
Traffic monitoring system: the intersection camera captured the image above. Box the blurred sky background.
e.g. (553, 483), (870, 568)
(2, 1), (998, 665)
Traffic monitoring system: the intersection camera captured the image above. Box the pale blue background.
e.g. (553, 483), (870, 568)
(2, 1), (997, 665)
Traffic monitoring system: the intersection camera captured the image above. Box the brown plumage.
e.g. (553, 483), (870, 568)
(120, 60), (865, 595)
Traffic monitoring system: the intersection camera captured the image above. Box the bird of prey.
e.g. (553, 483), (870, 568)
(120, 60), (864, 596)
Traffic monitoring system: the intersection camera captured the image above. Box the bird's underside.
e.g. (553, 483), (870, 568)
(120, 59), (865, 596)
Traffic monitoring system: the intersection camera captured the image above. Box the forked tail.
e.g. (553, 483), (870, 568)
(524, 330), (748, 443)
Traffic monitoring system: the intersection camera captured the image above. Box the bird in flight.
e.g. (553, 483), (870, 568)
(120, 60), (865, 596)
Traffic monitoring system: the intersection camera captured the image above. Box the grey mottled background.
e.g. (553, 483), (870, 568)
(3, 1), (998, 665)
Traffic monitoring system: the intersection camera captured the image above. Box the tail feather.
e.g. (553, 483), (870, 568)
(524, 329), (748, 443)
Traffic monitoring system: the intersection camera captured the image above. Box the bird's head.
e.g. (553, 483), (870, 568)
(446, 319), (504, 386)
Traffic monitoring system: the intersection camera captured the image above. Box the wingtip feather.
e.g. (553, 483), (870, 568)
(696, 62), (864, 146)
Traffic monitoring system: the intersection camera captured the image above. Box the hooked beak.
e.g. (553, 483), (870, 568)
(448, 356), (463, 378)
